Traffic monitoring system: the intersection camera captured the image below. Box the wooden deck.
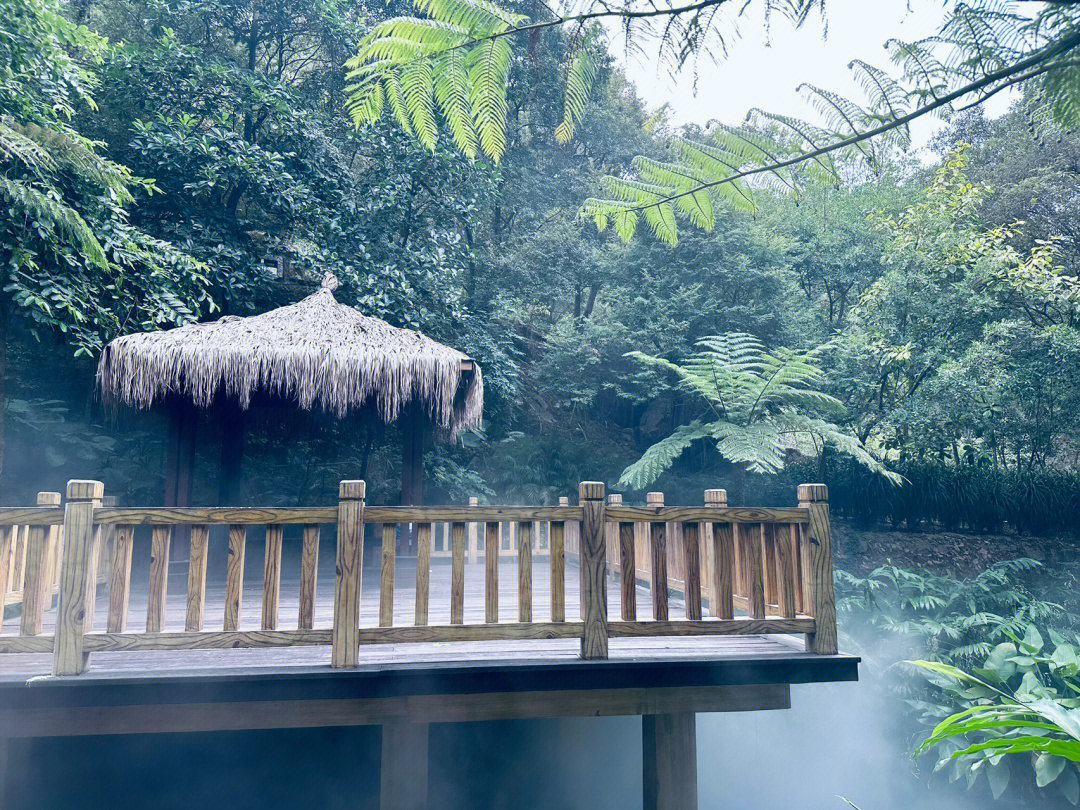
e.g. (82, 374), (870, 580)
(0, 483), (857, 810)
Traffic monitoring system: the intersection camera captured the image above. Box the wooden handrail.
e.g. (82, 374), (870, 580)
(0, 478), (837, 674)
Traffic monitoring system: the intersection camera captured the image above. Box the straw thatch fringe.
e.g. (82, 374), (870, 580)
(97, 278), (483, 434)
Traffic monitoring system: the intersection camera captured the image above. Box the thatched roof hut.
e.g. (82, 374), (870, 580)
(97, 273), (482, 521)
(98, 273), (482, 434)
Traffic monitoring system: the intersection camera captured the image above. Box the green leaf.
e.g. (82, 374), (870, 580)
(1037, 753), (1068, 787)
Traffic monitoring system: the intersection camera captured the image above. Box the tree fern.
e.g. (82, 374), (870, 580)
(617, 332), (900, 489)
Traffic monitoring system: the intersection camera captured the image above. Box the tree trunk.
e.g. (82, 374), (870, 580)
(400, 402), (427, 555)
(219, 402), (246, 504)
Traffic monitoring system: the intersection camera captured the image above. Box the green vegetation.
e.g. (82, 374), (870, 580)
(837, 559), (1080, 806)
(4, 0), (1080, 806)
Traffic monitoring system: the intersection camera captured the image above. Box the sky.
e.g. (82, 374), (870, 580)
(611, 0), (1015, 152)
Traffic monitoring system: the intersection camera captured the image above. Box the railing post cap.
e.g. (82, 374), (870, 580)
(645, 491), (664, 506)
(607, 493), (622, 505)
(66, 480), (103, 501)
(704, 488), (727, 505)
(798, 483), (829, 503)
(101, 495), (119, 507)
(36, 491), (62, 506)
(558, 496), (570, 506)
(339, 480), (366, 500)
(578, 481), (605, 500)
(468, 496), (479, 506)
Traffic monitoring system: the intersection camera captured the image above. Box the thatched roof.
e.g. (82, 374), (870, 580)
(97, 274), (482, 434)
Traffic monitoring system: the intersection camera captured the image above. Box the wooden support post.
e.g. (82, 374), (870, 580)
(53, 480), (103, 675)
(578, 481), (607, 659)
(705, 490), (734, 620)
(333, 480), (366, 668)
(799, 483), (837, 654)
(380, 721), (429, 810)
(0, 736), (8, 810)
(21, 492), (60, 636)
(642, 713), (698, 810)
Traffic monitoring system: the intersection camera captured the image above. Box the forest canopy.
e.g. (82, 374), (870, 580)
(0, 0), (1078, 526)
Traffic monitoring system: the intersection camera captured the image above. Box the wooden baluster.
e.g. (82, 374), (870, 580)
(451, 521), (465, 625)
(467, 497), (479, 564)
(332, 480), (365, 668)
(262, 525), (283, 631)
(146, 525), (172, 633)
(647, 492), (668, 621)
(744, 523), (766, 620)
(0, 525), (13, 632)
(185, 525), (210, 631)
(95, 496), (118, 590)
(799, 484), (837, 654)
(379, 524), (396, 627)
(106, 524), (135, 633)
(550, 519), (565, 622)
(578, 481), (607, 659)
(13, 525), (27, 601)
(484, 521), (499, 623)
(682, 521), (702, 620)
(518, 521), (532, 623)
(762, 522), (779, 610)
(606, 494), (621, 583)
(560, 496), (579, 556)
(636, 518), (649, 588)
(53, 480), (103, 676)
(21, 492), (60, 636)
(415, 522), (431, 626)
(298, 525), (320, 630)
(223, 524), (247, 631)
(776, 523), (797, 619)
(791, 523), (805, 614)
(619, 521), (636, 621)
(705, 490), (734, 620)
(44, 517), (63, 602)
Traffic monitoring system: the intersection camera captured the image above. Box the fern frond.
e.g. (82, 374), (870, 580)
(555, 28), (600, 144)
(0, 176), (107, 270)
(466, 37), (511, 160)
(401, 58), (437, 150)
(618, 420), (714, 489)
(433, 47), (478, 157)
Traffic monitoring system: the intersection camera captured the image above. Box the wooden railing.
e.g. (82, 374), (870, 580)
(0, 479), (837, 675)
